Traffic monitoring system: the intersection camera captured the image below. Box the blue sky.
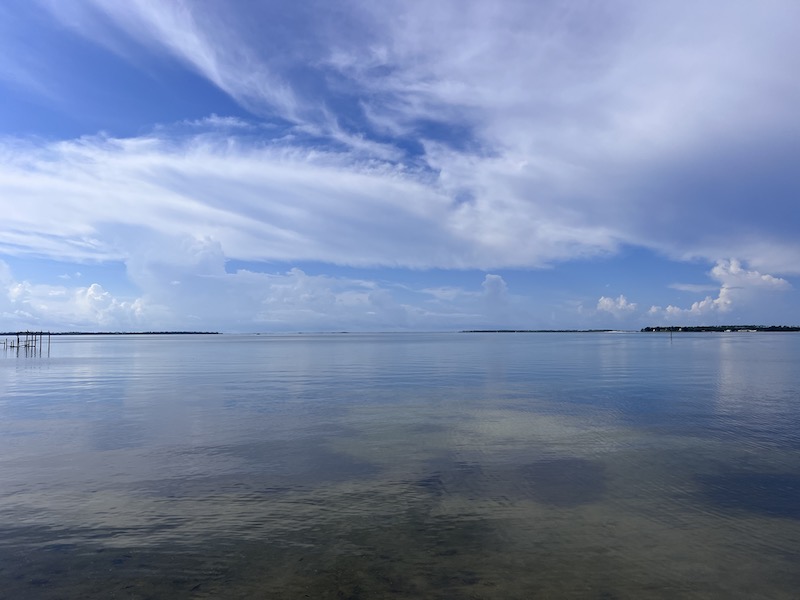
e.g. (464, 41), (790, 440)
(1, 0), (799, 332)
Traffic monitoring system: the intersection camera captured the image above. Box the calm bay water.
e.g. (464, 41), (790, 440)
(1, 332), (799, 598)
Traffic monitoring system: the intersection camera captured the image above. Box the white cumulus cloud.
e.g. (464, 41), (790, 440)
(650, 259), (790, 320)
(596, 294), (637, 317)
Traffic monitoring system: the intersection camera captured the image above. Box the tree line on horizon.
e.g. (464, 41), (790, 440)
(641, 325), (800, 332)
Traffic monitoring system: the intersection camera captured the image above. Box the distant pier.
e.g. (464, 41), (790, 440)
(2, 331), (51, 356)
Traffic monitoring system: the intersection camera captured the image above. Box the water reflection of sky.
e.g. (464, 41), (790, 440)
(714, 334), (800, 443)
(1, 333), (800, 598)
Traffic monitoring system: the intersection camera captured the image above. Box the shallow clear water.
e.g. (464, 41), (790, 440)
(1, 332), (799, 598)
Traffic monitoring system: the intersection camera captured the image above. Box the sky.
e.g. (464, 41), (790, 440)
(1, 0), (799, 332)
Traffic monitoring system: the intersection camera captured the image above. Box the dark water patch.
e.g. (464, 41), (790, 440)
(644, 418), (800, 453)
(697, 472), (800, 519)
(416, 471), (445, 496)
(140, 473), (301, 501)
(1, 547), (229, 599)
(0, 524), (170, 551)
(0, 503), (502, 598)
(41, 543), (78, 553)
(416, 457), (607, 507)
(3, 486), (797, 599)
(516, 458), (607, 507)
(262, 510), (501, 600)
(409, 422), (448, 434)
(414, 461), (484, 500)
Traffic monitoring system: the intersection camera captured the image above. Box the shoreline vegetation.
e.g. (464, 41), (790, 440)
(641, 325), (800, 332)
(462, 326), (800, 333)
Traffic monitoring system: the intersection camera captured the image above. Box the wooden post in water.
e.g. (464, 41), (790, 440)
(6, 331), (52, 356)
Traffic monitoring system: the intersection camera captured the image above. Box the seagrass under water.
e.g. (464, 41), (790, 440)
(1, 332), (799, 598)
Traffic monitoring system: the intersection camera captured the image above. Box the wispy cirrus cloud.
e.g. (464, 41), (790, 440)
(0, 128), (623, 269)
(42, 0), (301, 121)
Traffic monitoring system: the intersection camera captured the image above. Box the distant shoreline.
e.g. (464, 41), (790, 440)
(461, 329), (622, 333)
(462, 326), (800, 333)
(641, 326), (800, 332)
(1, 331), (219, 336)
(4, 328), (799, 336)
